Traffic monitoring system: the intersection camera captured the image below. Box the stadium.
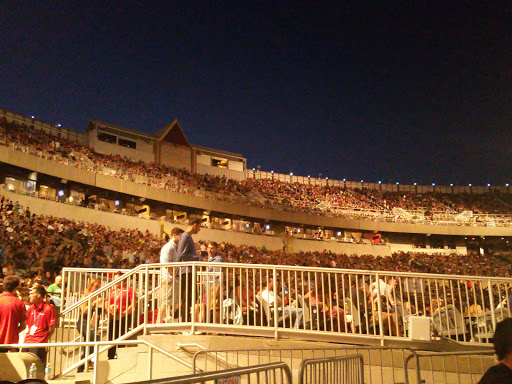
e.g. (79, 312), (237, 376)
(1, 107), (511, 383)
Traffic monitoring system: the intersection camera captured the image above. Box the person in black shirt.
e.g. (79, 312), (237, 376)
(478, 318), (512, 383)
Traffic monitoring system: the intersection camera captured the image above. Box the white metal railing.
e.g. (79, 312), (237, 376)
(60, 263), (512, 357)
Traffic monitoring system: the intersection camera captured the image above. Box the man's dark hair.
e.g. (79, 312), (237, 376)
(493, 318), (512, 360)
(171, 227), (185, 236)
(2, 275), (20, 292)
(33, 285), (47, 298)
(209, 241), (218, 248)
(189, 218), (203, 227)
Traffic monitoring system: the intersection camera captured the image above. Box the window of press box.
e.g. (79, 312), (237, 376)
(118, 138), (137, 149)
(212, 158), (228, 168)
(98, 131), (117, 144)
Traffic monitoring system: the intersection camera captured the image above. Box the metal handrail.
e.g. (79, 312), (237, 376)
(0, 339), (195, 384)
(124, 362), (293, 384)
(176, 343), (238, 370)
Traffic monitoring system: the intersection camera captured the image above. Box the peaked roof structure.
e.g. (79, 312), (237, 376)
(153, 120), (191, 147)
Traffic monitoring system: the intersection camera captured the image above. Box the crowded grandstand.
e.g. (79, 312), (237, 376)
(1, 108), (511, 383)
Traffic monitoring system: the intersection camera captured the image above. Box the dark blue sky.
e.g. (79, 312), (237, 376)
(1, 2), (511, 186)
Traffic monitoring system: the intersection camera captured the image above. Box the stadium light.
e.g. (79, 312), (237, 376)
(360, 180), (363, 183)
(507, 184), (510, 187)
(469, 184), (472, 186)
(58, 190), (64, 197)
(252, 168), (255, 171)
(115, 200), (120, 206)
(325, 177), (328, 180)
(31, 115), (34, 119)
(337, 231), (342, 236)
(266, 224), (270, 230)
(396, 182), (399, 185)
(308, 175), (310, 178)
(57, 123), (62, 127)
(378, 181), (381, 184)
(432, 183), (435, 186)
(487, 183), (491, 187)
(290, 172), (293, 176)
(450, 183), (453, 186)
(413, 183), (417, 186)
(343, 178), (346, 181)
(271, 170), (274, 173)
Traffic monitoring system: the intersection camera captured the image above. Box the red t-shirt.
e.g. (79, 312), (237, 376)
(106, 287), (135, 314)
(0, 292), (27, 344)
(24, 302), (56, 344)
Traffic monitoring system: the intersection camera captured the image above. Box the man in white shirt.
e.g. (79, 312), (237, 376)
(261, 277), (303, 329)
(157, 227), (184, 323)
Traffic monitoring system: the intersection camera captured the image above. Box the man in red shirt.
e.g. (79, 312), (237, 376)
(0, 275), (27, 351)
(23, 286), (56, 365)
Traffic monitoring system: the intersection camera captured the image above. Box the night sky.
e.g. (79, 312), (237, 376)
(1, 2), (511, 186)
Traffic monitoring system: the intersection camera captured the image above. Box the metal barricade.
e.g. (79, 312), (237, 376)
(191, 347), (419, 384)
(404, 350), (496, 384)
(124, 362), (293, 384)
(298, 354), (364, 384)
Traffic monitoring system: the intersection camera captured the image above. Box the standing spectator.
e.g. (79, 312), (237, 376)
(47, 275), (62, 307)
(157, 228), (184, 323)
(0, 275), (27, 351)
(105, 271), (136, 359)
(176, 218), (202, 321)
(23, 286), (56, 365)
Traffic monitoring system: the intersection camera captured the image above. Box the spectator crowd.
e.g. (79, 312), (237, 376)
(2, 194), (512, 290)
(1, 117), (512, 224)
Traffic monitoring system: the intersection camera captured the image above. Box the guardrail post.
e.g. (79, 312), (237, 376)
(489, 278), (496, 330)
(144, 266), (149, 335)
(191, 263), (197, 332)
(148, 344), (153, 380)
(93, 343), (99, 384)
(273, 266), (278, 339)
(375, 272), (385, 346)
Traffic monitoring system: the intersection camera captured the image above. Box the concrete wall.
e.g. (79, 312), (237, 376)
(159, 142), (191, 170)
(2, 189), (161, 233)
(162, 221), (285, 250)
(288, 238), (392, 256)
(2, 147), (512, 238)
(4, 189), (398, 256)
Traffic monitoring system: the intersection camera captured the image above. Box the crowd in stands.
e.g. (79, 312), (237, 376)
(2, 118), (512, 224)
(2, 194), (512, 286)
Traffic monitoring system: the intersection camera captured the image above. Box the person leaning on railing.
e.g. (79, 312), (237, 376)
(77, 279), (101, 372)
(105, 271), (136, 360)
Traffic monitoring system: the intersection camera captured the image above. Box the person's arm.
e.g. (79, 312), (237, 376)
(47, 305), (57, 339)
(47, 325), (56, 339)
(18, 320), (27, 333)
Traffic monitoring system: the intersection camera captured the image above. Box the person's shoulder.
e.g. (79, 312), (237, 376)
(479, 363), (512, 384)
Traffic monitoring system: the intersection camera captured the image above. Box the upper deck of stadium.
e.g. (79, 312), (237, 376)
(1, 107), (511, 242)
